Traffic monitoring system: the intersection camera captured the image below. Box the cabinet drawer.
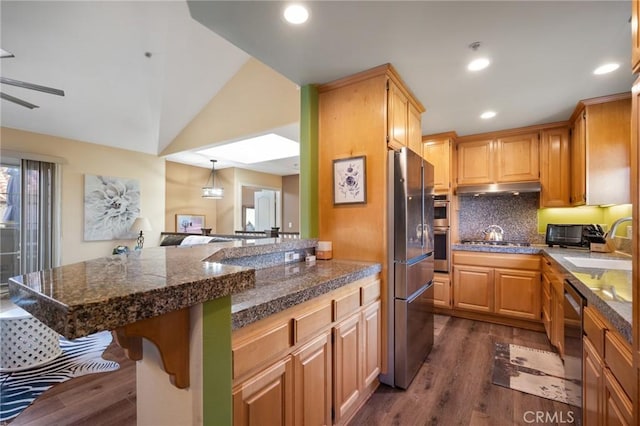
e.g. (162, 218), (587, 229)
(604, 330), (633, 399)
(293, 302), (333, 344)
(233, 322), (291, 379)
(360, 279), (381, 306)
(453, 251), (540, 270)
(583, 306), (607, 358)
(333, 289), (361, 322)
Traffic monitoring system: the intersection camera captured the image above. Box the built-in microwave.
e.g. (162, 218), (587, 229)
(433, 194), (449, 228)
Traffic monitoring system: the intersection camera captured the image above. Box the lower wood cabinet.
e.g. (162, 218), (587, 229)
(433, 273), (452, 309)
(293, 332), (332, 426)
(452, 252), (540, 322)
(232, 275), (381, 426)
(232, 356), (294, 426)
(582, 305), (633, 426)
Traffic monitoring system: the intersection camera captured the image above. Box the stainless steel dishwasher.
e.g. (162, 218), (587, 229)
(564, 279), (585, 425)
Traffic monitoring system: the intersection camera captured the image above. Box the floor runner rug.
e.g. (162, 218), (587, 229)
(492, 342), (581, 407)
(0, 331), (120, 423)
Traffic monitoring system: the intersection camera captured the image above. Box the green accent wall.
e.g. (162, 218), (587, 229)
(300, 84), (319, 238)
(537, 204), (632, 236)
(202, 296), (232, 426)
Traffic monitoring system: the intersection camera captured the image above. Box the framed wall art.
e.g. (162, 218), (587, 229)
(84, 174), (140, 241)
(333, 155), (366, 205)
(176, 214), (205, 233)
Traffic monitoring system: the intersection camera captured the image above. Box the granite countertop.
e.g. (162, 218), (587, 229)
(7, 238), (315, 339)
(231, 259), (382, 330)
(452, 243), (632, 343)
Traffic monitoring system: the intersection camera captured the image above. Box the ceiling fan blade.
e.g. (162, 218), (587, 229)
(0, 76), (64, 96)
(0, 92), (39, 109)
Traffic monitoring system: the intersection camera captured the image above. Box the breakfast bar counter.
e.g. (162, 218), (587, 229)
(6, 238), (380, 426)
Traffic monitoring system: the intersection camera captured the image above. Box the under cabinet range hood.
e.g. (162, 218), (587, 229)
(455, 181), (541, 196)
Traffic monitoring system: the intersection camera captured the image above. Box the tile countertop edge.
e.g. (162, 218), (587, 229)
(231, 262), (382, 330)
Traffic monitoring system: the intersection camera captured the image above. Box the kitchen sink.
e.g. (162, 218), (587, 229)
(564, 257), (632, 271)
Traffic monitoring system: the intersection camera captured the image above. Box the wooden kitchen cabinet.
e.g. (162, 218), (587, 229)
(495, 132), (539, 182)
(232, 275), (381, 426)
(433, 273), (452, 309)
(569, 94), (631, 206)
(423, 132), (455, 192)
(387, 78), (424, 157)
(233, 356), (294, 426)
(583, 337), (604, 426)
(455, 138), (494, 185)
(456, 131), (539, 186)
(452, 252), (540, 322)
(540, 126), (571, 207)
(603, 368), (633, 426)
(452, 264), (494, 313)
(292, 332), (332, 426)
(494, 268), (541, 321)
(541, 270), (552, 341)
(333, 311), (361, 424)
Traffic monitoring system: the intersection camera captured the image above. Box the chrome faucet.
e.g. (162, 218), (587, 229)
(606, 217), (632, 241)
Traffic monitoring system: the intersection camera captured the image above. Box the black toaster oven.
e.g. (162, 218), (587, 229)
(545, 224), (604, 248)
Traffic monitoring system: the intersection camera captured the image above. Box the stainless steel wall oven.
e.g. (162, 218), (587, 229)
(433, 195), (450, 273)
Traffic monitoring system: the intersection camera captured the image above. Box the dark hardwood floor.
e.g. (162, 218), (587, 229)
(4, 336), (136, 426)
(350, 316), (577, 426)
(6, 316), (576, 426)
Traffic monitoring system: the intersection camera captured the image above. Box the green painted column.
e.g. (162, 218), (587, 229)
(300, 84), (319, 238)
(202, 296), (232, 426)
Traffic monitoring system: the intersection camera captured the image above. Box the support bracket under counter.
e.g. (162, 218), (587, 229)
(114, 307), (190, 389)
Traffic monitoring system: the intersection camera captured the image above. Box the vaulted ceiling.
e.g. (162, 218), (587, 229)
(1, 1), (636, 175)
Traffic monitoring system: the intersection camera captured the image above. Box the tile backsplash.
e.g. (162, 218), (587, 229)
(457, 192), (541, 243)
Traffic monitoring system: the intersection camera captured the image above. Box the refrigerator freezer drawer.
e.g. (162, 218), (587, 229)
(394, 282), (434, 389)
(395, 254), (434, 299)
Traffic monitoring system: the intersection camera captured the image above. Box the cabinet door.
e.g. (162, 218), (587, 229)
(494, 268), (541, 320)
(452, 265), (494, 313)
(433, 273), (451, 309)
(407, 103), (423, 157)
(583, 337), (603, 426)
(292, 332), (332, 426)
(456, 139), (494, 185)
(388, 80), (408, 150)
(362, 301), (381, 388)
(333, 312), (362, 423)
(570, 111), (586, 206)
(423, 138), (451, 192)
(603, 368), (633, 426)
(540, 127), (570, 207)
(495, 132), (540, 182)
(552, 285), (564, 357)
(233, 356), (293, 426)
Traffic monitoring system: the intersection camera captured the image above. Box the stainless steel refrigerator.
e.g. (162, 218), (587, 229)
(381, 147), (435, 389)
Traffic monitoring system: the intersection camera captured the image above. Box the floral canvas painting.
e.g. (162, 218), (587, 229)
(84, 175), (140, 241)
(333, 156), (366, 204)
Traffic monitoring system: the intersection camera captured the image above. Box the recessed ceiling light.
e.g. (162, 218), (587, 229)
(480, 111), (496, 119)
(593, 63), (620, 75)
(199, 133), (299, 164)
(468, 58), (490, 71)
(284, 4), (309, 24)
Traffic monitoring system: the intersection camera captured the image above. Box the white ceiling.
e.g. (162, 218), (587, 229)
(1, 1), (636, 176)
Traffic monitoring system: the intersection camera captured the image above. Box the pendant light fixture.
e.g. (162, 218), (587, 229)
(202, 159), (224, 199)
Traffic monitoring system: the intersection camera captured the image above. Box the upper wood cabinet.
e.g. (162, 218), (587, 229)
(387, 79), (424, 157)
(633, 0), (640, 73)
(455, 132), (539, 186)
(540, 126), (570, 207)
(423, 132), (456, 192)
(569, 94), (631, 206)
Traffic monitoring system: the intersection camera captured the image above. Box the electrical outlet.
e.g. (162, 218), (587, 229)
(285, 251), (295, 263)
(293, 253), (300, 261)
